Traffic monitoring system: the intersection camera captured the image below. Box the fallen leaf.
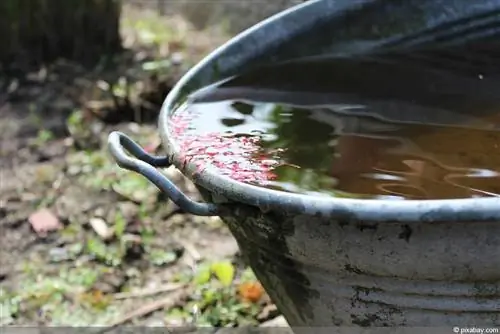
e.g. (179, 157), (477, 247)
(238, 281), (264, 303)
(211, 261), (235, 287)
(29, 209), (62, 236)
(78, 289), (112, 310)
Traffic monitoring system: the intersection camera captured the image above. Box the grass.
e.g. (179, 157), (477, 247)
(1, 245), (267, 326)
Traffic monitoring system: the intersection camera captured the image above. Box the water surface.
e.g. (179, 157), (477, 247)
(170, 58), (500, 200)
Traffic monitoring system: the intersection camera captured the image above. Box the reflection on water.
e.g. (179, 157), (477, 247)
(171, 59), (500, 200)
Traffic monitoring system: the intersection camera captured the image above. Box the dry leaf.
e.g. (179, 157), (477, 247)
(78, 289), (112, 310)
(29, 209), (62, 236)
(238, 281), (264, 303)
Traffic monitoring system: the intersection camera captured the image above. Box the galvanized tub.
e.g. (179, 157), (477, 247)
(109, 0), (500, 327)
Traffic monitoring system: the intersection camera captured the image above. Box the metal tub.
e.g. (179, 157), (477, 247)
(108, 0), (500, 326)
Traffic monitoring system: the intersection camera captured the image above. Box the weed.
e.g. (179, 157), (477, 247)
(166, 261), (264, 327)
(86, 238), (123, 267)
(35, 129), (54, 145)
(0, 265), (110, 325)
(113, 212), (126, 238)
(148, 249), (177, 267)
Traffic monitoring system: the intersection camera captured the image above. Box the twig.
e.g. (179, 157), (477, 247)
(99, 286), (192, 333)
(113, 283), (185, 300)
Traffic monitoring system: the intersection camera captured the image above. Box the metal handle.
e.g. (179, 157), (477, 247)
(107, 131), (220, 216)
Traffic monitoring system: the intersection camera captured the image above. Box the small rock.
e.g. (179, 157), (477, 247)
(171, 52), (184, 66)
(29, 208), (63, 236)
(49, 247), (71, 262)
(257, 303), (279, 321)
(89, 217), (113, 240)
(128, 122), (141, 133)
(66, 165), (81, 176)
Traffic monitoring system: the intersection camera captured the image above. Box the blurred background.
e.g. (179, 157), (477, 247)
(0, 0), (305, 329)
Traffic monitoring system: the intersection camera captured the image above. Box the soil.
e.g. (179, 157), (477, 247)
(0, 4), (289, 330)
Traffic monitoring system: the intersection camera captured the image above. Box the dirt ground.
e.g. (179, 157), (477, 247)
(0, 5), (289, 330)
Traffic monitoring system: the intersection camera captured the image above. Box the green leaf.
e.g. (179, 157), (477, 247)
(86, 238), (122, 266)
(149, 250), (177, 267)
(211, 261), (235, 287)
(194, 265), (212, 286)
(112, 174), (157, 202)
(114, 212), (126, 238)
(86, 238), (108, 259)
(202, 289), (216, 305)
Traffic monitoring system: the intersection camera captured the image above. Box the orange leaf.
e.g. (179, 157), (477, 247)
(78, 289), (111, 310)
(238, 281), (264, 303)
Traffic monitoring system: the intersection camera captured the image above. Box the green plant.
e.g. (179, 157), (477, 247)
(35, 129), (54, 145)
(166, 261), (263, 327)
(86, 238), (123, 267)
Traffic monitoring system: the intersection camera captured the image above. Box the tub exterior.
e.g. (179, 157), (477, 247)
(216, 202), (500, 326)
